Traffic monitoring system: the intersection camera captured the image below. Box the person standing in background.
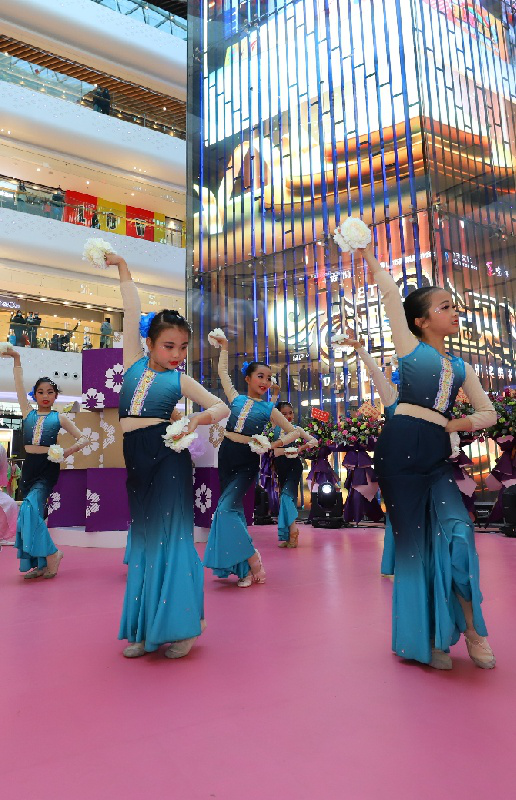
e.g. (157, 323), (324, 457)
(100, 317), (113, 348)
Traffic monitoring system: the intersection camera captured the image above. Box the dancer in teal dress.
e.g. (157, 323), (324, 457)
(105, 254), (229, 659)
(359, 241), (497, 670)
(2, 348), (89, 578)
(203, 335), (316, 587)
(271, 402), (310, 548)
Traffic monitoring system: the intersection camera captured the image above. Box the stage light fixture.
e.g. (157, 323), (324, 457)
(311, 482), (345, 528)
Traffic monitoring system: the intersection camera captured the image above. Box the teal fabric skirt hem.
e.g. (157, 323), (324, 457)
(15, 454), (59, 572)
(380, 516), (395, 575)
(375, 415), (487, 665)
(203, 439), (258, 579)
(275, 455), (302, 542)
(118, 424), (204, 652)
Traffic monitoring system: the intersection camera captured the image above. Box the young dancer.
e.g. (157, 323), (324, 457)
(345, 330), (398, 576)
(270, 401), (308, 548)
(2, 348), (89, 578)
(359, 242), (497, 670)
(203, 336), (316, 586)
(105, 254), (229, 659)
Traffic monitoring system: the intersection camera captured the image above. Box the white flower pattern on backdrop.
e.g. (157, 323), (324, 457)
(195, 484), (212, 514)
(105, 363), (124, 394)
(100, 419), (115, 448)
(83, 388), (105, 409)
(81, 428), (100, 456)
(86, 489), (100, 518)
(64, 455), (75, 470)
(47, 492), (61, 515)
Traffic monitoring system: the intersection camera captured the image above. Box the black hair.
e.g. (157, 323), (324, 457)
(277, 401), (293, 412)
(147, 310), (192, 344)
(34, 377), (60, 395)
(243, 360), (270, 378)
(403, 286), (442, 337)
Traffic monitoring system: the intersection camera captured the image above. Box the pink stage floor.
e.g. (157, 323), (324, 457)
(1, 525), (514, 799)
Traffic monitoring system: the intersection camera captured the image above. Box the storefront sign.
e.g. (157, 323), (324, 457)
(0, 296), (21, 310)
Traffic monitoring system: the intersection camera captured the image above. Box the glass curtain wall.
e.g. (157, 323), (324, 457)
(188, 0), (516, 487)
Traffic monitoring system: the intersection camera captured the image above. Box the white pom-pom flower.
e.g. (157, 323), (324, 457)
(449, 432), (461, 460)
(284, 446), (299, 459)
(83, 238), (115, 269)
(0, 342), (12, 355)
(333, 217), (371, 253)
(207, 328), (227, 347)
(249, 434), (271, 455)
(162, 417), (198, 452)
(331, 332), (349, 346)
(47, 445), (64, 463)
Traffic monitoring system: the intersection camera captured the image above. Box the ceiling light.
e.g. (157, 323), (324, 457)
(131, 193), (134, 196)
(40, 297), (47, 301)
(86, 304), (92, 309)
(17, 294), (25, 298)
(63, 301), (70, 305)
(163, 107), (167, 111)
(36, 168), (41, 172)
(86, 181), (90, 185)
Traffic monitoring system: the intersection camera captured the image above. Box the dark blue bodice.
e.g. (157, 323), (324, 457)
(119, 357), (182, 419)
(226, 395), (275, 436)
(23, 409), (61, 447)
(398, 342), (465, 419)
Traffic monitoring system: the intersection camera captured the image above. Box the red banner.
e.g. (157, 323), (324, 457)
(126, 205), (155, 241)
(63, 191), (97, 226)
(311, 408), (330, 422)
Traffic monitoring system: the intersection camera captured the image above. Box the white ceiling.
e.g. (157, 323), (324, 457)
(0, 141), (185, 220)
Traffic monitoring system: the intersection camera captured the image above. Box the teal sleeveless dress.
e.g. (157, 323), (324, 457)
(118, 357), (204, 651)
(203, 395), (274, 579)
(272, 426), (303, 543)
(16, 410), (62, 572)
(374, 343), (487, 664)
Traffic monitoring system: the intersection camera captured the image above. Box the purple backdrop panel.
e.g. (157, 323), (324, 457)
(85, 468), (130, 532)
(47, 469), (87, 527)
(82, 348), (124, 409)
(193, 466), (254, 527)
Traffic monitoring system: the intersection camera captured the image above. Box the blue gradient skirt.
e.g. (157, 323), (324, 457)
(203, 438), (258, 579)
(15, 454), (59, 572)
(381, 516), (395, 575)
(275, 454), (302, 542)
(118, 424), (204, 652)
(375, 415), (487, 665)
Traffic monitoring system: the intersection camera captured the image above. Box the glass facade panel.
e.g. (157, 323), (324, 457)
(188, 0), (516, 486)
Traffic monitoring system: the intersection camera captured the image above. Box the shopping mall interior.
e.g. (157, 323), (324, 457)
(0, 2), (515, 799)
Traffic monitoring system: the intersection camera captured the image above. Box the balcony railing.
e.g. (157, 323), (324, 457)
(6, 324), (116, 352)
(0, 52), (185, 139)
(0, 185), (186, 248)
(92, 0), (187, 40)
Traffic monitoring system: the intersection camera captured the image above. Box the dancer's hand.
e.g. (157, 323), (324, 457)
(211, 335), (228, 351)
(0, 347), (20, 364)
(104, 253), (126, 268)
(344, 327), (365, 349)
(170, 409), (182, 422)
(270, 383), (280, 398)
(186, 416), (200, 435)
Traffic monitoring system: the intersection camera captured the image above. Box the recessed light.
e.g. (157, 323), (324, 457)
(131, 193), (134, 196)
(86, 181), (90, 185)
(163, 106), (167, 111)
(40, 297), (47, 301)
(36, 168), (41, 172)
(63, 301), (70, 306)
(86, 304), (92, 309)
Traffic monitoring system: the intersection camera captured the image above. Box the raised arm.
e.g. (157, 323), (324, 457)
(2, 349), (31, 418)
(447, 364), (496, 432)
(180, 374), (230, 425)
(58, 415), (92, 457)
(269, 408), (317, 447)
(217, 348), (239, 404)
(104, 254), (143, 371)
(358, 243), (418, 358)
(356, 347), (398, 409)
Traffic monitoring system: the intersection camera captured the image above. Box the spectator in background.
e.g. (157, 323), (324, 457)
(51, 186), (65, 221)
(10, 310), (26, 347)
(100, 317), (113, 348)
